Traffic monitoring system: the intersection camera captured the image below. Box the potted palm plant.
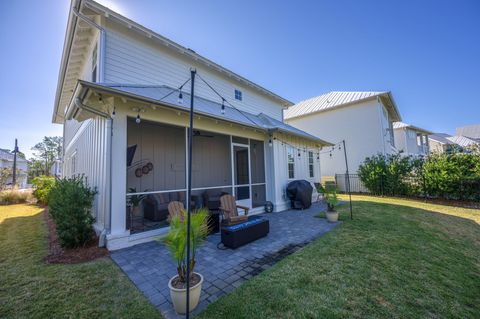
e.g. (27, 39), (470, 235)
(127, 187), (146, 217)
(163, 208), (209, 314)
(324, 187), (339, 222)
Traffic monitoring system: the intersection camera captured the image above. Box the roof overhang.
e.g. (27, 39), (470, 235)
(66, 80), (331, 146)
(393, 122), (433, 135)
(378, 92), (402, 122)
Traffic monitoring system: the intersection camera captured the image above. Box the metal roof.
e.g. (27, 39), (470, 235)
(284, 91), (401, 122)
(74, 81), (332, 146)
(428, 133), (456, 145)
(456, 124), (480, 139)
(0, 149), (27, 162)
(446, 135), (479, 148)
(393, 122), (433, 134)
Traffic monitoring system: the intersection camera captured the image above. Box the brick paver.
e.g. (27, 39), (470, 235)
(111, 202), (338, 318)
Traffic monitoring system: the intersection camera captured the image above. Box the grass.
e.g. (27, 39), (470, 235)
(0, 204), (162, 319)
(199, 195), (480, 318)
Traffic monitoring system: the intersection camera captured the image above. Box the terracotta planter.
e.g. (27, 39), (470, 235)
(130, 206), (142, 217)
(326, 210), (339, 223)
(168, 273), (203, 314)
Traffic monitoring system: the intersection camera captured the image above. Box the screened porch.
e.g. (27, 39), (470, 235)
(125, 118), (267, 234)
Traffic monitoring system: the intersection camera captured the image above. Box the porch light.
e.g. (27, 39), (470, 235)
(221, 98), (225, 114)
(136, 113), (141, 124)
(178, 92), (183, 104)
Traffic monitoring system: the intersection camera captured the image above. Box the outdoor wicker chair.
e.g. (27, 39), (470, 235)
(167, 201), (185, 223)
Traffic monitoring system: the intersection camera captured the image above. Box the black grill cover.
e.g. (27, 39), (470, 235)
(286, 180), (313, 209)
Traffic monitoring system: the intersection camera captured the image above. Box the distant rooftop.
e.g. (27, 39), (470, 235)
(285, 91), (401, 122)
(393, 122), (432, 134)
(456, 124), (480, 139)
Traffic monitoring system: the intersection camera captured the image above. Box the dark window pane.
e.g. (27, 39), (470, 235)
(250, 139), (265, 184)
(235, 186), (250, 200)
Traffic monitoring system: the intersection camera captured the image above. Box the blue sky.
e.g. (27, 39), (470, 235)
(0, 0), (479, 158)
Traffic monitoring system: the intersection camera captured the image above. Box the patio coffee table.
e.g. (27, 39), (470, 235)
(221, 216), (269, 249)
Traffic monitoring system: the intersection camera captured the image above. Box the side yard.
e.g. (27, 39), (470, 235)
(0, 204), (161, 319)
(199, 196), (480, 318)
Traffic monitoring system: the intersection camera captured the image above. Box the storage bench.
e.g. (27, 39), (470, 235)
(221, 216), (269, 249)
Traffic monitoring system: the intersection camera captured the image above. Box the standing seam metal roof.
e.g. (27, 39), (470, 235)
(284, 91), (393, 120)
(76, 81), (332, 145)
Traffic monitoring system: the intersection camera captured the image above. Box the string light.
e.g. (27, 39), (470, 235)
(178, 91), (183, 104)
(136, 113), (141, 124)
(221, 98), (225, 114)
(112, 106), (116, 118)
(268, 138), (273, 147)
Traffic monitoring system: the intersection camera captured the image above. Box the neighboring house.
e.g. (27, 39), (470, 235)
(49, 159), (62, 178)
(447, 135), (479, 149)
(0, 149), (28, 189)
(393, 122), (432, 156)
(284, 91), (401, 178)
(52, 0), (331, 250)
(456, 124), (480, 142)
(429, 133), (479, 154)
(428, 134), (456, 154)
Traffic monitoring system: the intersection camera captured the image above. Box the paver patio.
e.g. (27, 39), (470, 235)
(111, 202), (339, 318)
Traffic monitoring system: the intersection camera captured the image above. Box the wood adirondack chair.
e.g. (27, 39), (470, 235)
(219, 194), (249, 225)
(167, 201), (185, 223)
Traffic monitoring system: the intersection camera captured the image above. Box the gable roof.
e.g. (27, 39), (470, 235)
(68, 81), (332, 146)
(393, 122), (432, 135)
(53, 0), (293, 123)
(428, 133), (456, 145)
(284, 91), (401, 122)
(447, 135), (479, 148)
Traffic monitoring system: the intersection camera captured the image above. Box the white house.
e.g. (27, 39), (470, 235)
(393, 122), (432, 156)
(429, 133), (479, 154)
(52, 0), (331, 250)
(0, 149), (28, 189)
(284, 91), (401, 178)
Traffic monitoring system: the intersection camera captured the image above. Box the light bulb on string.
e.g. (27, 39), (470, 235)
(178, 91), (183, 104)
(136, 113), (141, 124)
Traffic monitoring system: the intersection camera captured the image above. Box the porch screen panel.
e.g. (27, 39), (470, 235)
(127, 119), (186, 192)
(191, 130), (232, 188)
(252, 184), (266, 208)
(249, 139), (265, 184)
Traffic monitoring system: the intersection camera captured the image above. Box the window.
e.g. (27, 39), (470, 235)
(287, 147), (295, 179)
(91, 44), (98, 82)
(408, 129), (416, 139)
(416, 134), (422, 147)
(234, 89), (242, 101)
(308, 151), (314, 178)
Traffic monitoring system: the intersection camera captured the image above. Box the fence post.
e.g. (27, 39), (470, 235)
(422, 171), (427, 202)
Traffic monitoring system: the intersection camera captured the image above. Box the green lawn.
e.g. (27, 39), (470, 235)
(0, 204), (161, 319)
(199, 196), (480, 318)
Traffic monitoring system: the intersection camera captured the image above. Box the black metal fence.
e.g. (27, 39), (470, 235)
(335, 173), (480, 201)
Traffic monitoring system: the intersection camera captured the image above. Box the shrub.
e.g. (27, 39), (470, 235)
(358, 154), (416, 196)
(48, 176), (97, 248)
(0, 189), (32, 205)
(423, 153), (480, 201)
(32, 176), (56, 205)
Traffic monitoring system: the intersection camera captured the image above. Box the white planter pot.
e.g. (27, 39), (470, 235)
(326, 211), (339, 223)
(168, 272), (203, 314)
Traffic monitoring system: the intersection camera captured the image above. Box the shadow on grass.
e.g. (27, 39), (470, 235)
(198, 197), (480, 319)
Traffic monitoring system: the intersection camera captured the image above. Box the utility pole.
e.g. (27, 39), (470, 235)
(12, 139), (18, 188)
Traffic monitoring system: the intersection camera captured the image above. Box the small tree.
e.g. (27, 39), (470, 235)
(163, 209), (209, 283)
(48, 176), (97, 248)
(32, 176), (56, 205)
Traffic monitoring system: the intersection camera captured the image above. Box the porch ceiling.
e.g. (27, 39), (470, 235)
(67, 80), (333, 146)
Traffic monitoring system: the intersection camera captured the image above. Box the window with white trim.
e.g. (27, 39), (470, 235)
(308, 151), (314, 178)
(287, 146), (295, 179)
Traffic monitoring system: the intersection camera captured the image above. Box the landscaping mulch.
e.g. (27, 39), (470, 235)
(44, 210), (109, 264)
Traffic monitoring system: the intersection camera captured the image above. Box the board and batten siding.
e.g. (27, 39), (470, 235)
(103, 25), (285, 121)
(63, 117), (110, 232)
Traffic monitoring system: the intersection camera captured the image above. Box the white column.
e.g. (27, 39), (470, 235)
(108, 112), (128, 239)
